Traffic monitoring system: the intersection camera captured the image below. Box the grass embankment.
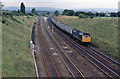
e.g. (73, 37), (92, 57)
(55, 16), (119, 58)
(2, 15), (37, 77)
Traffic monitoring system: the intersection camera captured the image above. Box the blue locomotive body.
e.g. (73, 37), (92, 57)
(51, 17), (91, 43)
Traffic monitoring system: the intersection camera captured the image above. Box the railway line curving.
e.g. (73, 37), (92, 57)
(49, 17), (120, 78)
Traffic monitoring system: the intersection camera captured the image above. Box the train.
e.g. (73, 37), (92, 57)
(50, 17), (91, 44)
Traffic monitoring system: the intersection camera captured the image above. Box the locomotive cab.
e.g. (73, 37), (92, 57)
(82, 33), (91, 43)
(72, 29), (91, 43)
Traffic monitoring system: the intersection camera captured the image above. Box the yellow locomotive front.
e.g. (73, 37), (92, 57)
(82, 34), (91, 43)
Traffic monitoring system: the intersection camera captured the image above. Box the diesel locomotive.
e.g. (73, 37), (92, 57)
(51, 17), (91, 44)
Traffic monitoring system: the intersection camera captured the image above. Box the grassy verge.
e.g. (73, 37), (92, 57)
(2, 15), (37, 77)
(55, 16), (119, 58)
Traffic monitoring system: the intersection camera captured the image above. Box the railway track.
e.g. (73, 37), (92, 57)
(36, 17), (60, 77)
(76, 44), (120, 77)
(88, 44), (120, 68)
(41, 17), (86, 78)
(48, 17), (120, 77)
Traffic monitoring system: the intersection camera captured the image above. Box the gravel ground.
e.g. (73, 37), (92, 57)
(34, 16), (107, 77)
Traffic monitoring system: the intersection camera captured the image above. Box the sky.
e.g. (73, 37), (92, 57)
(1, 0), (119, 9)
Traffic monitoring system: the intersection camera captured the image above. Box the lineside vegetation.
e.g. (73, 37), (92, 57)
(2, 15), (37, 77)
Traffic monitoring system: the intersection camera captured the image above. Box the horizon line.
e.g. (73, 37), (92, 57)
(3, 6), (118, 9)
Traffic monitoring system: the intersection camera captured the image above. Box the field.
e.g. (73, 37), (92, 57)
(55, 16), (119, 58)
(2, 15), (37, 77)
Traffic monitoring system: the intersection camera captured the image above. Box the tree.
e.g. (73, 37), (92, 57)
(78, 14), (86, 18)
(20, 2), (25, 14)
(0, 2), (3, 16)
(95, 12), (99, 17)
(31, 8), (38, 15)
(54, 11), (59, 16)
(62, 9), (68, 15)
(110, 12), (117, 17)
(68, 10), (74, 16)
(18, 9), (20, 13)
(74, 11), (81, 16)
(31, 8), (35, 13)
(62, 9), (74, 16)
(0, 1), (4, 16)
(0, 1), (4, 10)
(99, 13), (105, 17)
(87, 12), (95, 17)
(47, 12), (50, 15)
(117, 11), (120, 17)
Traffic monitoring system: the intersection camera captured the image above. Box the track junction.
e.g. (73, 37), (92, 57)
(32, 16), (120, 78)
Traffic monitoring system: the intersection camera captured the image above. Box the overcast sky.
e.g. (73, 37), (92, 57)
(1, 0), (119, 9)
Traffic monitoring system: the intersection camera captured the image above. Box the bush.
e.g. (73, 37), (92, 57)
(2, 19), (9, 25)
(2, 20), (6, 24)
(86, 15), (90, 18)
(27, 16), (30, 18)
(6, 23), (9, 25)
(90, 16), (94, 19)
(54, 11), (59, 16)
(78, 14), (86, 18)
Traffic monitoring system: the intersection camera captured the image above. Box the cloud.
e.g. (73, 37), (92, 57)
(1, 0), (119, 9)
